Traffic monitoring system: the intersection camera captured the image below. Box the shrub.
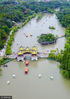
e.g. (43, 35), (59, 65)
(48, 53), (57, 60)
(0, 68), (2, 72)
(61, 70), (69, 79)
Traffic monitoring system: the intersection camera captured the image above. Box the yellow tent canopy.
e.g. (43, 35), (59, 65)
(19, 47), (24, 51)
(18, 51), (23, 55)
(32, 47), (37, 51)
(32, 51), (37, 55)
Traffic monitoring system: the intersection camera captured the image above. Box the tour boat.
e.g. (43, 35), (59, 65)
(25, 68), (29, 74)
(25, 60), (29, 66)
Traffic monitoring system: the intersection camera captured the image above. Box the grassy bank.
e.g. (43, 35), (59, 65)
(56, 4), (70, 79)
(37, 13), (43, 21)
(5, 25), (20, 55)
(49, 26), (55, 30)
(0, 57), (13, 66)
(22, 13), (36, 26)
(48, 49), (63, 63)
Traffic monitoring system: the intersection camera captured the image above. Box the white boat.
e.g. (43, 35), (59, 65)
(30, 34), (32, 36)
(12, 74), (16, 78)
(50, 76), (54, 80)
(7, 81), (10, 85)
(38, 74), (42, 78)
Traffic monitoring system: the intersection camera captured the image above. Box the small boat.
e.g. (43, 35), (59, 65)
(25, 68), (29, 74)
(24, 33), (28, 37)
(26, 35), (28, 37)
(30, 34), (32, 36)
(38, 74), (42, 78)
(50, 76), (54, 80)
(25, 60), (29, 66)
(3, 64), (8, 67)
(7, 81), (10, 85)
(12, 74), (16, 78)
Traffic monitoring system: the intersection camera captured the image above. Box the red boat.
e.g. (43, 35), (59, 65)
(25, 60), (29, 66)
(25, 68), (29, 74)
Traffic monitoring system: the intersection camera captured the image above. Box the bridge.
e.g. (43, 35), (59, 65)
(56, 35), (65, 39)
(6, 46), (58, 61)
(6, 51), (52, 61)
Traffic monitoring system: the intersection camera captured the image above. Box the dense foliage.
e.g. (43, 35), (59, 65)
(37, 13), (43, 21)
(0, 57), (13, 66)
(56, 3), (70, 79)
(38, 33), (55, 44)
(5, 25), (20, 55)
(60, 27), (70, 79)
(56, 2), (70, 27)
(0, 1), (35, 49)
(48, 49), (63, 62)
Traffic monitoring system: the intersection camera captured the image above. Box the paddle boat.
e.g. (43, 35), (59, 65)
(25, 60), (29, 66)
(24, 33), (28, 37)
(7, 81), (10, 85)
(12, 74), (16, 78)
(30, 34), (32, 36)
(38, 74), (42, 78)
(25, 68), (29, 74)
(50, 76), (54, 80)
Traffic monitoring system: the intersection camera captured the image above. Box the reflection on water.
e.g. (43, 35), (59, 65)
(0, 14), (70, 99)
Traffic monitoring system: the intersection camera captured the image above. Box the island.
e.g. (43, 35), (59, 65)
(38, 33), (56, 45)
(49, 26), (55, 30)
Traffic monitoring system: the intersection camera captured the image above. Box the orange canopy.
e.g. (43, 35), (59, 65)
(25, 60), (29, 65)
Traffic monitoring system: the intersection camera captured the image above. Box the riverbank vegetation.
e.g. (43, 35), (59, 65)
(22, 13), (36, 26)
(60, 27), (70, 79)
(37, 13), (43, 21)
(0, 57), (13, 66)
(55, 3), (70, 79)
(38, 33), (56, 45)
(5, 26), (20, 55)
(48, 49), (63, 63)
